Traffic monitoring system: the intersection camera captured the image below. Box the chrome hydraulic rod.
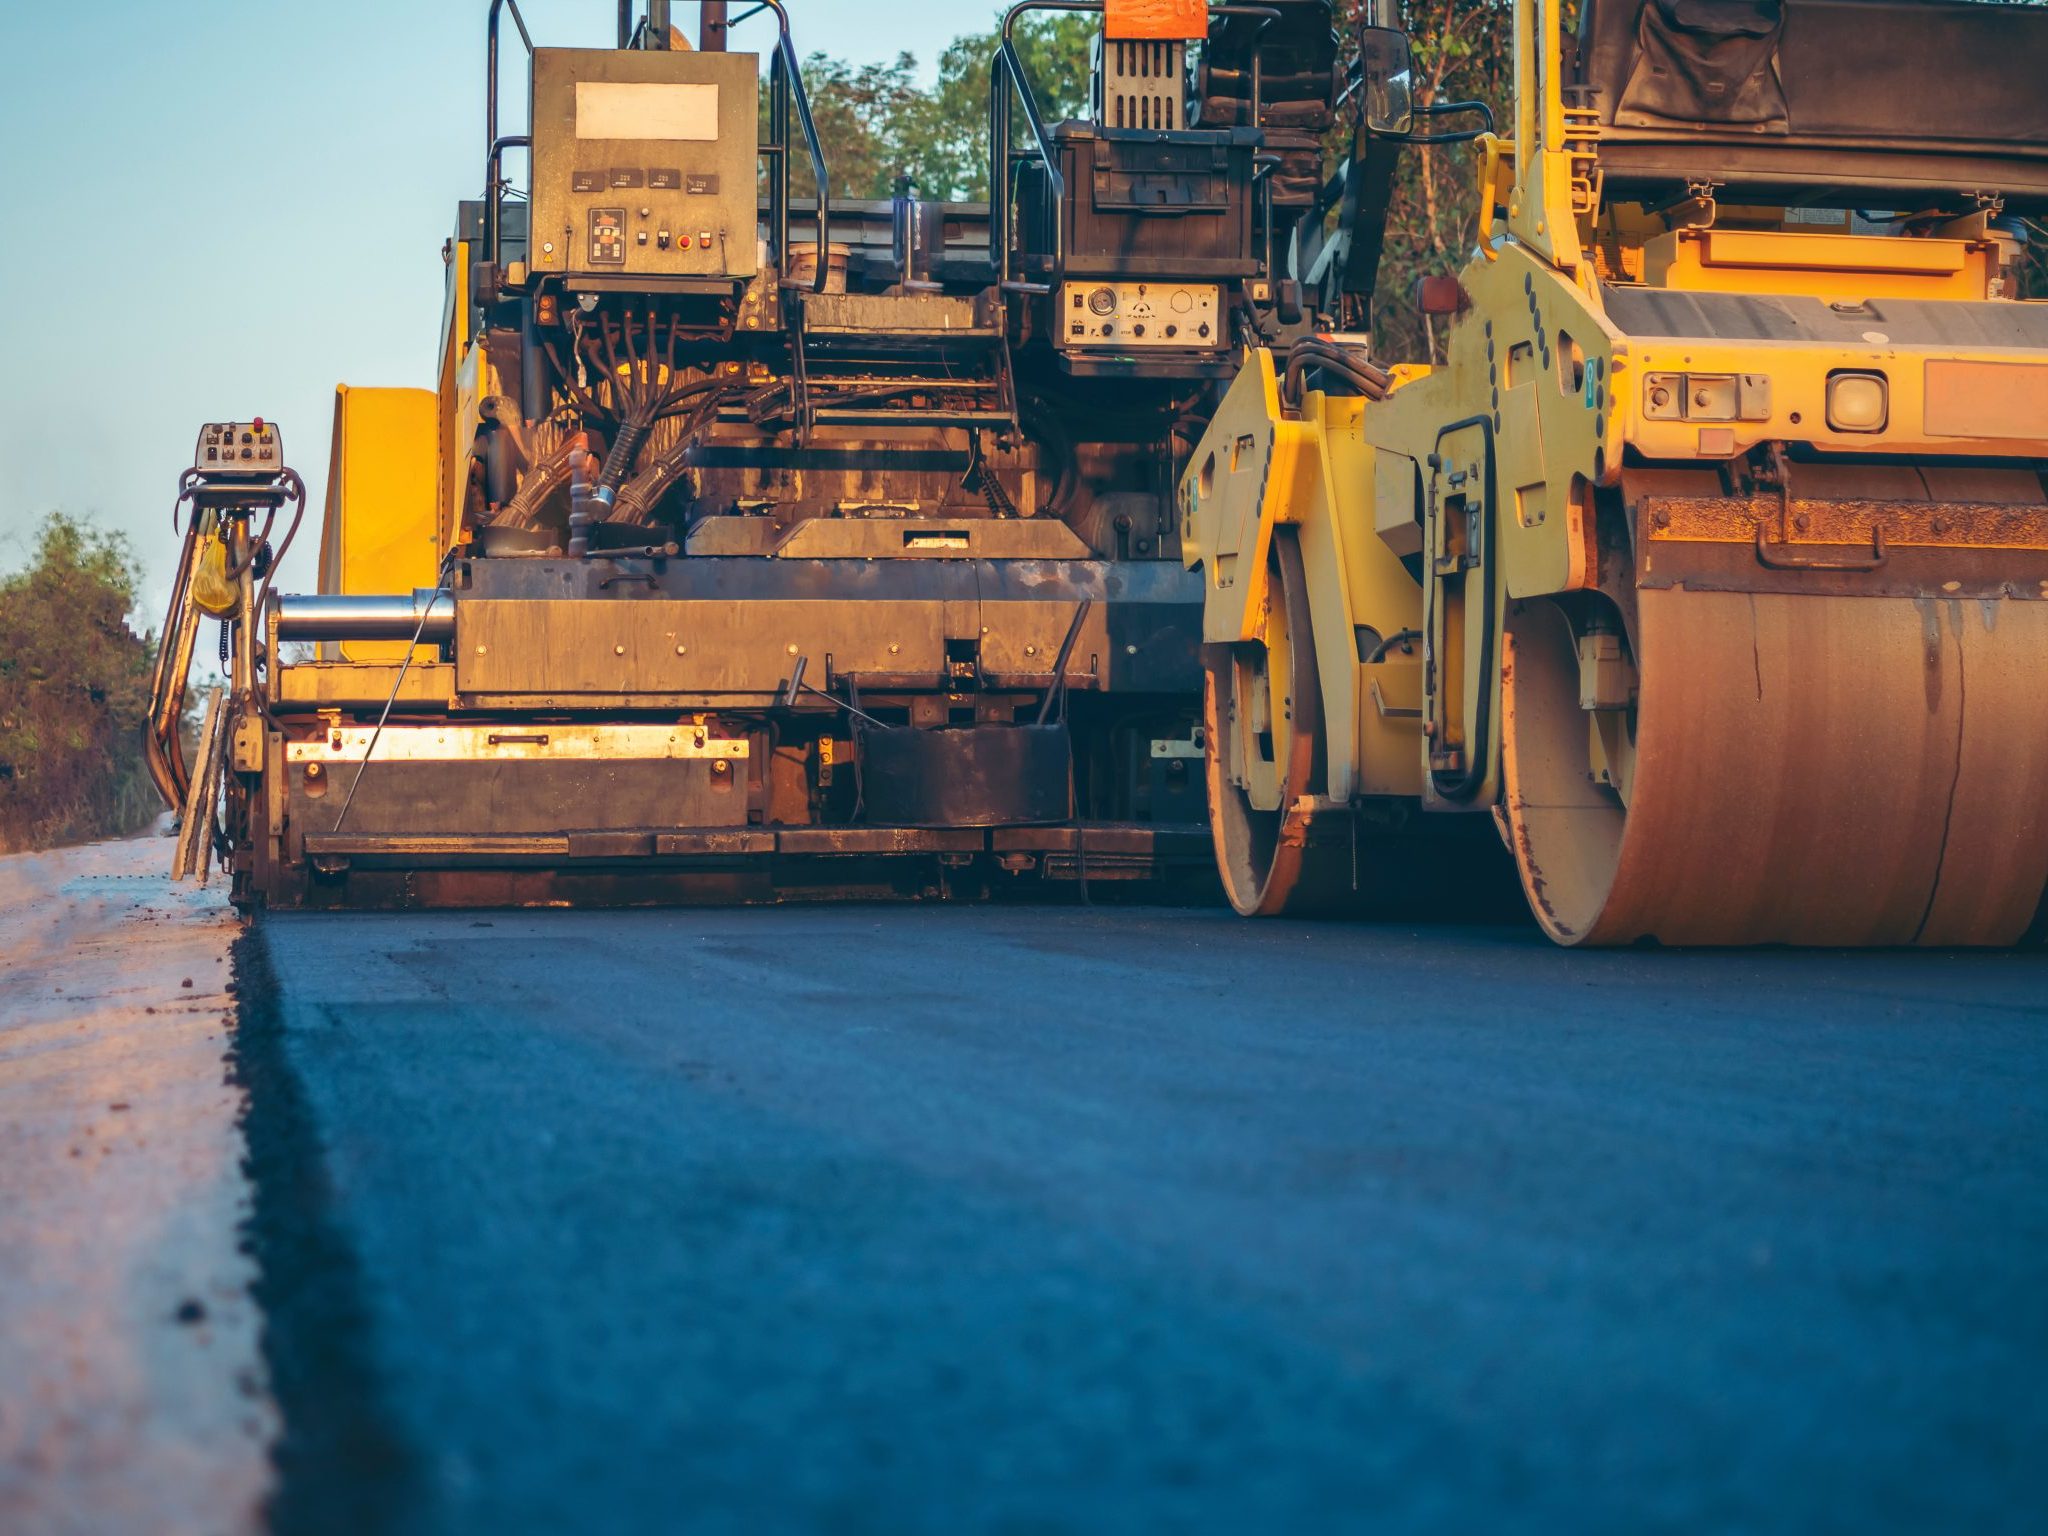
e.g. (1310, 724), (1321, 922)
(272, 590), (455, 644)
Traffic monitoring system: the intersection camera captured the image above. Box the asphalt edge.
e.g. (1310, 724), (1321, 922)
(229, 923), (429, 1536)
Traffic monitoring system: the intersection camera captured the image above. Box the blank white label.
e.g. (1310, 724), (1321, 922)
(575, 82), (719, 141)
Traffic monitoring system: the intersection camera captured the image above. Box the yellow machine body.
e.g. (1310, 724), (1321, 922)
(1183, 0), (2048, 945)
(318, 385), (444, 661)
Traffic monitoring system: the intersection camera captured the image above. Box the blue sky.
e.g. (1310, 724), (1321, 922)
(0, 1), (986, 616)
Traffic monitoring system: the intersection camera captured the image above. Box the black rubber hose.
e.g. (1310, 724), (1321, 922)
(1284, 339), (1391, 405)
(1036, 600), (1094, 727)
(1296, 339), (1391, 382)
(1018, 392), (1079, 519)
(596, 417), (652, 496)
(1365, 627), (1421, 664)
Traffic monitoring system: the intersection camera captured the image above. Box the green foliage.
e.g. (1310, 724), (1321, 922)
(1343, 0), (1521, 364)
(896, 13), (1096, 202)
(781, 13), (1096, 203)
(781, 50), (925, 202)
(0, 514), (161, 853)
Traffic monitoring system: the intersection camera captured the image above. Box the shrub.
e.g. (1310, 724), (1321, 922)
(0, 514), (162, 853)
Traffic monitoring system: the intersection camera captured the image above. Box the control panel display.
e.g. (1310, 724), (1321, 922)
(575, 81), (720, 141)
(530, 49), (758, 283)
(193, 420), (283, 476)
(1059, 281), (1221, 349)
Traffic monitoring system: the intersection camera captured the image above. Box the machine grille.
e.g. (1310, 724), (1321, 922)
(1100, 38), (1186, 131)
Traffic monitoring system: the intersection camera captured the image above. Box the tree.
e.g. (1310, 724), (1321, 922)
(0, 515), (161, 853)
(780, 13), (1096, 204)
(1336, 0), (1520, 363)
(894, 14), (1096, 202)
(781, 50), (925, 201)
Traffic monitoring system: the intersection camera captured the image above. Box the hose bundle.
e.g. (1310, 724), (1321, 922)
(1283, 337), (1393, 406)
(576, 308), (704, 509)
(491, 310), (732, 533)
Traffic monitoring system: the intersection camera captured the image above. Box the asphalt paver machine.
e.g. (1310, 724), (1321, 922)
(151, 0), (1346, 909)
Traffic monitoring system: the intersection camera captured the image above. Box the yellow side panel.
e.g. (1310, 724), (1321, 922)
(439, 237), (474, 557)
(318, 385), (442, 662)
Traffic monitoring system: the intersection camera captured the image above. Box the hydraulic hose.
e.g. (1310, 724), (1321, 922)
(594, 418), (652, 501)
(1284, 338), (1393, 406)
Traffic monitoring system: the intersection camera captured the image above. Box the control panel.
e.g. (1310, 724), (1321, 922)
(1059, 281), (1221, 349)
(193, 420), (284, 477)
(529, 48), (759, 283)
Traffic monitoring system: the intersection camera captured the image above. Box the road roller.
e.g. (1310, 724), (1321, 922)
(1181, 0), (2048, 945)
(148, 0), (1347, 909)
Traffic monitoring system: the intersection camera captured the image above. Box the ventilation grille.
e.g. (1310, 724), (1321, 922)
(1099, 38), (1187, 131)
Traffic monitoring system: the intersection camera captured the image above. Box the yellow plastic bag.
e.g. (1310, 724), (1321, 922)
(190, 526), (241, 619)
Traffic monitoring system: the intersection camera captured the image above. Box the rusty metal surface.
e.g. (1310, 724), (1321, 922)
(773, 827), (985, 856)
(268, 821), (1217, 911)
(302, 823), (1194, 863)
(305, 834), (575, 858)
(991, 823), (1206, 855)
(858, 723), (1075, 828)
(772, 520), (1093, 561)
(1505, 588), (2048, 946)
(286, 758), (746, 842)
(273, 662), (458, 712)
(447, 556), (1202, 700)
(1644, 495), (2048, 551)
(457, 596), (952, 695)
(1637, 537), (2048, 602)
(1635, 488), (2048, 602)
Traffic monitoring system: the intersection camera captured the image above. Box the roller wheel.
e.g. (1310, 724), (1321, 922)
(1202, 525), (1351, 915)
(1501, 590), (2048, 946)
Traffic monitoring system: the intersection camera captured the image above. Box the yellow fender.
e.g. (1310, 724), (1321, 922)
(1181, 347), (1429, 803)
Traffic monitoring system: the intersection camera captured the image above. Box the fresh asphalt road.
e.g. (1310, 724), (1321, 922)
(243, 904), (2048, 1536)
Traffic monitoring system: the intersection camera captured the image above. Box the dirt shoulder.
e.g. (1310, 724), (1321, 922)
(0, 831), (274, 1536)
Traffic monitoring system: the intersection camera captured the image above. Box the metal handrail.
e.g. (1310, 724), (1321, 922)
(988, 1), (1282, 285)
(484, 0), (533, 269)
(485, 133), (531, 274)
(746, 0), (832, 292)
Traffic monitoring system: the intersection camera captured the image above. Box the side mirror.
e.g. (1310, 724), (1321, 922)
(1359, 27), (1415, 136)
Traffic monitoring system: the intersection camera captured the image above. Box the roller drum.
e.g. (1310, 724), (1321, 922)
(1503, 587), (2048, 947)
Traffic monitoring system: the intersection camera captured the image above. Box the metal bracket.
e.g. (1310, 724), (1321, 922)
(1754, 524), (1889, 572)
(1369, 678), (1421, 720)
